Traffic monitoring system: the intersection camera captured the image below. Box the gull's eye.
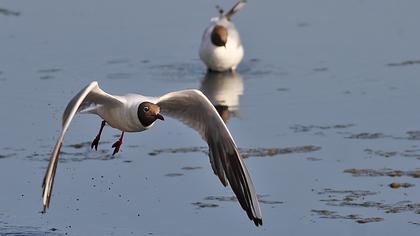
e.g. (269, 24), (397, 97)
(143, 106), (149, 112)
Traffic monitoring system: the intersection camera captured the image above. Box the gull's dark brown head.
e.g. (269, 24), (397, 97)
(137, 102), (164, 127)
(211, 25), (228, 47)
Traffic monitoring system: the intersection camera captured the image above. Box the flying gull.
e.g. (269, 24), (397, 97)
(42, 81), (262, 226)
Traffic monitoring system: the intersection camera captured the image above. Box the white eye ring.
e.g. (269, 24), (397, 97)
(144, 106), (149, 112)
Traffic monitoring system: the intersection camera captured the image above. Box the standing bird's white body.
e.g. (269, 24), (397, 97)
(42, 81), (262, 226)
(199, 0), (246, 72)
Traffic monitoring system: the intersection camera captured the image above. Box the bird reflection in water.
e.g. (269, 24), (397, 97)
(200, 71), (243, 123)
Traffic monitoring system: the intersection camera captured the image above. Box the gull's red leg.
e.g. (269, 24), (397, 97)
(91, 120), (106, 150)
(112, 131), (124, 156)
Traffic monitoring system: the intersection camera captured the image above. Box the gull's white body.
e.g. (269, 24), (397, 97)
(93, 94), (153, 132)
(42, 81), (262, 226)
(199, 17), (244, 72)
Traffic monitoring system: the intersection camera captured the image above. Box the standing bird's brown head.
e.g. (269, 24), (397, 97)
(137, 102), (164, 127)
(211, 25), (228, 47)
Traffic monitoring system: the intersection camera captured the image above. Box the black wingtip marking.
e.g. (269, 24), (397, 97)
(253, 217), (263, 226)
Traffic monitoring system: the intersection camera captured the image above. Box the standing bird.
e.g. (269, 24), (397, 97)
(199, 0), (247, 72)
(42, 81), (262, 226)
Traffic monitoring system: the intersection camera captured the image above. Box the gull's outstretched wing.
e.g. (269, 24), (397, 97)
(225, 0), (247, 21)
(42, 81), (124, 212)
(157, 89), (262, 226)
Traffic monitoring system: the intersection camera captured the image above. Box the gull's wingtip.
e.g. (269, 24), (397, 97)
(42, 194), (49, 213)
(253, 217), (263, 227)
(41, 199), (49, 214)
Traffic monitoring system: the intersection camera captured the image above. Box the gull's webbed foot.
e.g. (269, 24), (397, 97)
(112, 131), (124, 156)
(91, 120), (106, 150)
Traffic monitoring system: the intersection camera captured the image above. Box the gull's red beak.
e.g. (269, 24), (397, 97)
(156, 113), (164, 121)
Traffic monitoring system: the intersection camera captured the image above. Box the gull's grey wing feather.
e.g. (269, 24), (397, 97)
(42, 81), (123, 212)
(225, 0), (247, 21)
(157, 89), (262, 226)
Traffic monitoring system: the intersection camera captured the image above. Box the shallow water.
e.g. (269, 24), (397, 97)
(1, 0), (420, 235)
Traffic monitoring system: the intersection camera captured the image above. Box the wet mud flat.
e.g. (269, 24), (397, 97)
(387, 60), (420, 67)
(344, 168), (420, 178)
(0, 7), (20, 16)
(0, 213), (60, 236)
(192, 194), (283, 209)
(311, 209), (384, 224)
(149, 145), (321, 159)
(287, 121), (420, 227)
(313, 186), (420, 223)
